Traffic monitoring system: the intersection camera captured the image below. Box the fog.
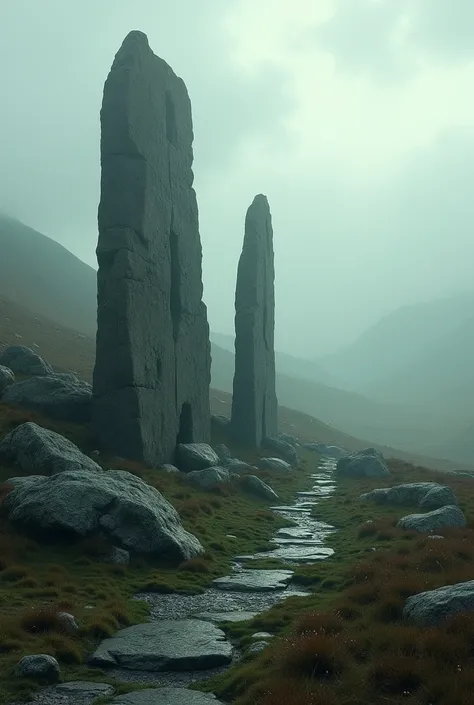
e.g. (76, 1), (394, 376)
(1, 0), (474, 358)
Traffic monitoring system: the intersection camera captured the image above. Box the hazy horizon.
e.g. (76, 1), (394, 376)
(2, 1), (474, 357)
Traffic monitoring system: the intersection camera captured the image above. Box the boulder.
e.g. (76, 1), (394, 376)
(226, 459), (257, 473)
(336, 448), (390, 477)
(0, 345), (52, 376)
(92, 31), (211, 466)
(0, 422), (101, 476)
(161, 464), (180, 474)
(0, 365), (15, 393)
(214, 444), (231, 464)
(185, 467), (231, 490)
(396, 505), (466, 532)
(176, 443), (220, 472)
(105, 546), (131, 566)
(15, 654), (60, 683)
(361, 482), (458, 509)
(247, 640), (270, 654)
(240, 474), (278, 501)
(277, 433), (299, 447)
(211, 414), (230, 429)
(263, 436), (298, 467)
(231, 195), (278, 447)
(2, 373), (92, 422)
(403, 579), (474, 627)
(90, 620), (232, 671)
(258, 457), (293, 472)
(303, 442), (347, 459)
(4, 469), (203, 561)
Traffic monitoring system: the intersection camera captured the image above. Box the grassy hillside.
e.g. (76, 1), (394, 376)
(319, 292), (474, 393)
(0, 215), (97, 338)
(0, 293), (471, 474)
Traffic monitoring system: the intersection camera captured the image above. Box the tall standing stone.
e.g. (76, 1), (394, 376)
(231, 195), (278, 447)
(92, 31), (211, 466)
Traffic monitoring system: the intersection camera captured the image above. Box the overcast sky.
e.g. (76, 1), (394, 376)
(1, 0), (474, 357)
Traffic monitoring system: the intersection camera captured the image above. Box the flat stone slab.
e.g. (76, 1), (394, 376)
(213, 569), (293, 592)
(270, 505), (312, 513)
(56, 681), (115, 696)
(270, 537), (324, 546)
(90, 620), (232, 671)
(243, 546), (335, 563)
(111, 688), (224, 705)
(194, 611), (258, 623)
(276, 527), (314, 539)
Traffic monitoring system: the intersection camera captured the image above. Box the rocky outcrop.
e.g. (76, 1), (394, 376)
(185, 466), (231, 490)
(240, 474), (279, 501)
(15, 654), (60, 683)
(403, 579), (474, 627)
(90, 620), (232, 671)
(336, 447), (390, 477)
(0, 422), (101, 475)
(176, 443), (220, 472)
(0, 345), (52, 376)
(258, 457), (293, 472)
(360, 482), (458, 509)
(4, 469), (203, 561)
(0, 365), (15, 393)
(92, 30), (211, 467)
(263, 437), (298, 467)
(2, 373), (92, 422)
(396, 505), (466, 532)
(231, 195), (277, 448)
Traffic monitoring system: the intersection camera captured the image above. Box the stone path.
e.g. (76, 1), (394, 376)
(15, 457), (337, 705)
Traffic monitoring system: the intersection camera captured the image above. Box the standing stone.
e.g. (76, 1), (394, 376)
(231, 195), (277, 447)
(92, 31), (211, 466)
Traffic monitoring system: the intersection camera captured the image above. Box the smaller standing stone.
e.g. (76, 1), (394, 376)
(231, 195), (278, 448)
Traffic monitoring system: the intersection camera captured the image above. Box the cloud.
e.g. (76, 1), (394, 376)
(1, 0), (474, 358)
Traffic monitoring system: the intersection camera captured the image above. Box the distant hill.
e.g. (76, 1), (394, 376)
(0, 216), (472, 464)
(210, 331), (341, 388)
(0, 214), (97, 337)
(319, 293), (474, 393)
(0, 292), (470, 475)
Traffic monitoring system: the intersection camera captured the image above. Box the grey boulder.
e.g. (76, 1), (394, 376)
(397, 505), (466, 532)
(360, 482), (457, 509)
(240, 474), (279, 501)
(15, 654), (60, 683)
(263, 437), (298, 467)
(214, 444), (231, 463)
(336, 447), (390, 477)
(258, 457), (293, 472)
(185, 467), (231, 490)
(211, 414), (230, 429)
(90, 620), (232, 671)
(0, 345), (52, 376)
(111, 688), (224, 705)
(176, 443), (220, 472)
(0, 364), (15, 393)
(226, 459), (257, 473)
(277, 433), (299, 447)
(4, 469), (203, 561)
(2, 373), (92, 422)
(0, 422), (101, 476)
(161, 464), (180, 473)
(403, 579), (474, 626)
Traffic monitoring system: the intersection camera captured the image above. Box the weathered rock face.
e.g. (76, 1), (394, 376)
(92, 31), (211, 467)
(0, 422), (101, 476)
(231, 195), (277, 448)
(4, 469), (204, 561)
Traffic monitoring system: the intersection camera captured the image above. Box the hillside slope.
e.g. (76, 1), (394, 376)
(319, 292), (474, 393)
(0, 214), (97, 337)
(0, 293), (471, 474)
